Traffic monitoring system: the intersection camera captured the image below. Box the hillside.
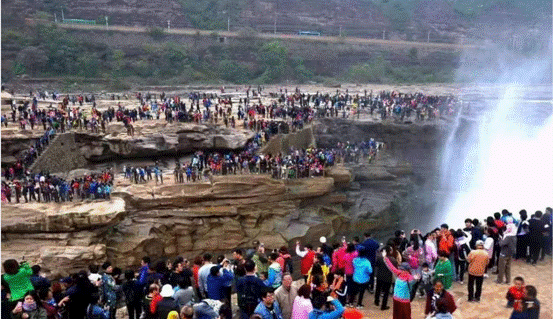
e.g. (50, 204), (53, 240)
(1, 0), (550, 88)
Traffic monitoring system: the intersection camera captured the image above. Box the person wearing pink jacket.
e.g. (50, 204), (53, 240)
(343, 243), (358, 306)
(425, 231), (438, 267)
(291, 284), (313, 319)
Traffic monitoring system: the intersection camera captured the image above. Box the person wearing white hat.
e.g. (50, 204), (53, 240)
(155, 284), (179, 319)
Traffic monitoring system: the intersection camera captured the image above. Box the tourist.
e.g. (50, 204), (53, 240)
(358, 232), (379, 292)
(497, 223), (517, 284)
(424, 231), (438, 267)
(438, 224), (456, 281)
(306, 255), (328, 286)
(467, 240), (489, 302)
(483, 228), (495, 276)
(236, 260), (265, 319)
(265, 253), (283, 289)
(296, 241), (316, 281)
(541, 207), (552, 259)
(142, 284), (161, 319)
(10, 290), (47, 319)
(153, 284), (179, 319)
(252, 244), (269, 277)
(276, 247), (293, 275)
(351, 248), (372, 309)
(329, 270), (347, 305)
(274, 273), (298, 319)
(122, 270), (142, 319)
(2, 259), (34, 306)
(174, 277), (197, 309)
(382, 251), (416, 319)
(432, 298), (455, 319)
(309, 295), (344, 319)
(254, 289), (283, 319)
(404, 232), (424, 299)
(343, 243), (358, 306)
(206, 262), (234, 302)
(418, 262), (434, 298)
(85, 293), (109, 319)
(374, 245), (396, 311)
(424, 279), (457, 317)
(198, 254), (214, 299)
(510, 285), (540, 319)
(516, 210), (530, 260)
(528, 211), (545, 265)
(100, 262), (118, 319)
(453, 229), (471, 284)
(464, 218), (483, 250)
(506, 276), (525, 310)
(291, 284), (312, 319)
(434, 251), (454, 290)
(29, 265), (51, 298)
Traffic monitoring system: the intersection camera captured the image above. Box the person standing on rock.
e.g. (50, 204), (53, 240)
(296, 241), (316, 282)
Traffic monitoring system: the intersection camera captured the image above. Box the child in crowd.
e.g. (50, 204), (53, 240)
(510, 285), (539, 319)
(419, 263), (435, 298)
(330, 269), (347, 305)
(506, 277), (525, 311)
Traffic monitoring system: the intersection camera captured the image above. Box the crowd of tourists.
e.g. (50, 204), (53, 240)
(1, 170), (114, 204)
(1, 87), (456, 137)
(2, 207), (550, 319)
(169, 140), (380, 182)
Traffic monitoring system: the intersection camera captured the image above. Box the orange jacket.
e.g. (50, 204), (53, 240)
(439, 230), (455, 255)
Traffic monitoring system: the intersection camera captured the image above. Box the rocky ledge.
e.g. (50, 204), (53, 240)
(1, 122), (255, 169)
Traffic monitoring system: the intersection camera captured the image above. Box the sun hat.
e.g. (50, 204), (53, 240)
(160, 284), (174, 297)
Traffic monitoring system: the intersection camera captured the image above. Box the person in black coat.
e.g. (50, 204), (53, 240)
(155, 285), (179, 319)
(122, 270), (143, 319)
(527, 211), (544, 265)
(374, 245), (397, 311)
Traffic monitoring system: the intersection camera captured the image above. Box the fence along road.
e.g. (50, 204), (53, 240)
(53, 22), (478, 51)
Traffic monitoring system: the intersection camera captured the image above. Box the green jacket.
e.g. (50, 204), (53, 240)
(2, 263), (34, 301)
(435, 259), (454, 290)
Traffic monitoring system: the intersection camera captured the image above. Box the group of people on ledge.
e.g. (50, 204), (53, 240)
(2, 207), (550, 319)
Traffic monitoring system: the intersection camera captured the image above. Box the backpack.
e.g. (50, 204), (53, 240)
(239, 278), (259, 316)
(458, 243), (471, 261)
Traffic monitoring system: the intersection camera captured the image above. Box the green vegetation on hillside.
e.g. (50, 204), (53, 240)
(1, 22), (460, 88)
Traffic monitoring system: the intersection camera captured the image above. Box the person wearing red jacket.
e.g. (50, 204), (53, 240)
(506, 277), (526, 311)
(438, 224), (456, 280)
(296, 241), (315, 280)
(424, 280), (457, 317)
(332, 241), (347, 273)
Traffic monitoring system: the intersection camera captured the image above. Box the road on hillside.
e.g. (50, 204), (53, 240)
(57, 23), (477, 51)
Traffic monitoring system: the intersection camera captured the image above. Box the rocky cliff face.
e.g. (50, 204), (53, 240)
(1, 122), (255, 171)
(1, 119), (444, 277)
(1, 160), (418, 278)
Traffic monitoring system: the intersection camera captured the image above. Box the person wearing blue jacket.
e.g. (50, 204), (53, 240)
(206, 264), (234, 302)
(352, 249), (373, 308)
(309, 295), (344, 319)
(264, 253), (282, 289)
(359, 232), (380, 291)
(254, 290), (283, 319)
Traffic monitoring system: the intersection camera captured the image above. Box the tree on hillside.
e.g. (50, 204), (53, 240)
(16, 46), (48, 76)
